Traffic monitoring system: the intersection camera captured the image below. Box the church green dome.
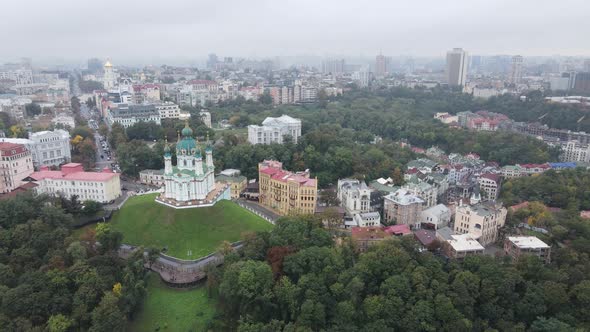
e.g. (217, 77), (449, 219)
(181, 122), (193, 137)
(176, 137), (198, 155)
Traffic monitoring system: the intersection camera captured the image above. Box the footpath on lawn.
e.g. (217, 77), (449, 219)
(128, 273), (216, 331)
(109, 193), (273, 259)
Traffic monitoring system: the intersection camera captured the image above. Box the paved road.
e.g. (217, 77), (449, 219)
(235, 199), (280, 223)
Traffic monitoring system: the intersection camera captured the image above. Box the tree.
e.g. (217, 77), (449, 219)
(9, 124), (26, 138)
(79, 80), (104, 93)
(89, 292), (126, 332)
(258, 91), (272, 105)
(47, 314), (74, 332)
(25, 103), (42, 117)
(95, 223), (123, 253)
(82, 200), (102, 216)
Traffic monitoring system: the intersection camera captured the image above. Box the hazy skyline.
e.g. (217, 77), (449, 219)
(2, 0), (589, 65)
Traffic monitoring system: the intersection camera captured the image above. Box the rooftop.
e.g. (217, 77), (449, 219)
(0, 142), (28, 156)
(414, 229), (437, 246)
(29, 163), (119, 182)
(384, 188), (424, 205)
(383, 224), (412, 236)
(261, 114), (301, 126)
(351, 227), (388, 240)
(507, 236), (549, 249)
(447, 234), (485, 252)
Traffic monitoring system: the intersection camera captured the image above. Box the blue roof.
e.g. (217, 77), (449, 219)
(549, 162), (577, 168)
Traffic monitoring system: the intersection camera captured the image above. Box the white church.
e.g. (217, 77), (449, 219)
(156, 123), (230, 208)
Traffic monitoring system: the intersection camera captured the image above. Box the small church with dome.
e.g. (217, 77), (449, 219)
(156, 122), (230, 208)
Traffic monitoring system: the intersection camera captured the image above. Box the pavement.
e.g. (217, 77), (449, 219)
(235, 199), (281, 223)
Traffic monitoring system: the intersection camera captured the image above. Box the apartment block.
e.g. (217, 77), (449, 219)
(258, 160), (317, 216)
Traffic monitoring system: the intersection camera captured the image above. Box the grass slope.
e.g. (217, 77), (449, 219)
(129, 273), (216, 332)
(110, 193), (272, 259)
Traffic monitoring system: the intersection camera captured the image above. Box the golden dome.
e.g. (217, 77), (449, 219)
(104, 60), (113, 67)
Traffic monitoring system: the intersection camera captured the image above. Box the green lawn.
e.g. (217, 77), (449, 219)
(110, 194), (272, 259)
(129, 273), (216, 332)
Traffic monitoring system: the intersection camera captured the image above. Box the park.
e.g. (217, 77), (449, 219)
(107, 193), (273, 330)
(109, 193), (273, 259)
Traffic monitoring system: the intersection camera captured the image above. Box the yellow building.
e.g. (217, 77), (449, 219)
(258, 160), (317, 216)
(216, 169), (247, 199)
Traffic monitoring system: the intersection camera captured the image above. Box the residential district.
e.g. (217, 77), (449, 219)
(3, 51), (590, 252)
(2, 48), (590, 331)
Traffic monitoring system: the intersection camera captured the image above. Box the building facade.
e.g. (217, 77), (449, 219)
(155, 102), (188, 120)
(561, 140), (590, 162)
(383, 188), (424, 228)
(29, 163), (120, 203)
(478, 173), (501, 200)
(446, 48), (468, 87)
(139, 169), (165, 186)
(420, 204), (451, 230)
(258, 160), (317, 216)
(103, 60), (116, 90)
(248, 115), (302, 145)
(443, 234), (485, 259)
(353, 212), (381, 227)
(337, 179), (373, 216)
(504, 236), (551, 264)
(161, 124), (219, 204)
(199, 110), (212, 128)
(454, 201), (507, 246)
(510, 55), (523, 84)
(29, 130), (71, 167)
(0, 142), (34, 193)
(106, 104), (161, 128)
(215, 169), (247, 199)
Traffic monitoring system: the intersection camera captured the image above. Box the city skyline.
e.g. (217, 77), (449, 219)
(2, 0), (589, 64)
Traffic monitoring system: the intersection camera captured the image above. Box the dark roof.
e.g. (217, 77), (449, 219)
(414, 229), (436, 246)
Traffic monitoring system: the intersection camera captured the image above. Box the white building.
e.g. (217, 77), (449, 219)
(199, 110), (212, 128)
(446, 48), (468, 87)
(0, 69), (33, 85)
(155, 102), (189, 120)
(106, 104), (161, 128)
(444, 234), (485, 259)
(159, 124), (230, 207)
(337, 179), (373, 216)
(52, 114), (76, 129)
(404, 181), (437, 208)
(29, 163), (121, 203)
(247, 115), (302, 145)
(353, 68), (371, 88)
(561, 140), (590, 162)
(454, 201), (507, 246)
(353, 212), (381, 227)
(0, 96), (31, 120)
(420, 204), (451, 230)
(0, 130), (71, 168)
(478, 173), (501, 200)
(103, 60), (117, 90)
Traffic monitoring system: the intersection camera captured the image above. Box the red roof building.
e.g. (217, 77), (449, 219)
(0, 142), (33, 193)
(28, 163), (121, 203)
(352, 227), (389, 252)
(383, 224), (412, 236)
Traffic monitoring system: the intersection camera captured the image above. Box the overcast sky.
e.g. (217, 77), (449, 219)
(1, 0), (588, 64)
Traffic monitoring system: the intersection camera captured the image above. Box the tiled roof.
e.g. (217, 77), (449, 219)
(383, 224), (412, 235)
(30, 165), (119, 182)
(0, 142), (28, 156)
(351, 227), (388, 240)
